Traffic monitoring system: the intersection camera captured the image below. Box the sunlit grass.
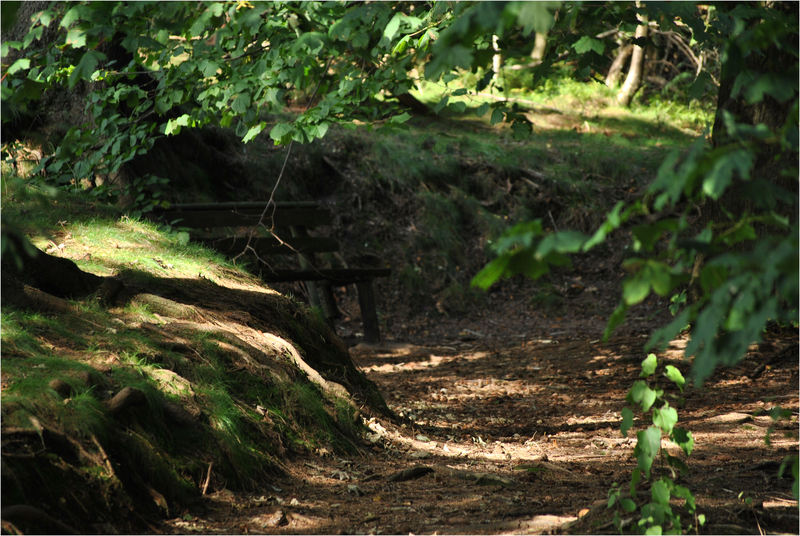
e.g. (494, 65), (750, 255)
(411, 69), (713, 142)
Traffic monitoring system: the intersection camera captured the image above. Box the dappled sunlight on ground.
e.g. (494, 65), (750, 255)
(162, 330), (796, 534)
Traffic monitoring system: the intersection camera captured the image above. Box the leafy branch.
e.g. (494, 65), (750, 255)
(608, 354), (704, 535)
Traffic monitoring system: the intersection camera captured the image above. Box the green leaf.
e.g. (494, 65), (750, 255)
(383, 13), (401, 41)
(269, 122), (293, 145)
(635, 426), (663, 478)
(476, 69), (494, 91)
(65, 27), (86, 48)
(572, 35), (605, 55)
(621, 407), (634, 437)
(433, 95), (449, 113)
(630, 467), (641, 497)
(449, 101), (467, 114)
(387, 112), (411, 125)
(292, 31), (326, 54)
(475, 102), (490, 116)
(1, 40), (22, 57)
(651, 479), (671, 505)
(165, 114), (192, 135)
(628, 380), (657, 412)
(583, 201), (638, 251)
(702, 149), (754, 199)
(511, 120), (532, 139)
(665, 453), (689, 475)
(507, 251), (549, 279)
(653, 404), (678, 435)
(744, 73), (797, 104)
(699, 264), (727, 293)
(647, 307), (691, 352)
(671, 427), (694, 456)
(670, 482), (696, 511)
(242, 121), (266, 143)
(620, 498), (637, 513)
(512, 1), (557, 35)
(641, 353), (658, 377)
(199, 60), (219, 77)
(719, 221), (756, 246)
(632, 220), (678, 252)
(646, 261), (674, 296)
(60, 5), (83, 28)
(311, 122), (329, 139)
(425, 43), (473, 80)
(392, 34), (410, 56)
(623, 274), (650, 306)
(68, 50), (105, 89)
(607, 483), (620, 505)
(490, 108), (505, 125)
(231, 92), (251, 114)
(664, 365), (685, 391)
(471, 255), (511, 290)
(603, 302), (628, 341)
(644, 525), (663, 535)
(6, 58), (30, 75)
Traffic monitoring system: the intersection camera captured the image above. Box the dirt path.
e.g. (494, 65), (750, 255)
(161, 329), (797, 534)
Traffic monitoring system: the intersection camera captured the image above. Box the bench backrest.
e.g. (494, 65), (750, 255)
(155, 201), (332, 229)
(153, 202), (338, 256)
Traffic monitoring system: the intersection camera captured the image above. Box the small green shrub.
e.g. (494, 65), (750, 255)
(608, 353), (703, 534)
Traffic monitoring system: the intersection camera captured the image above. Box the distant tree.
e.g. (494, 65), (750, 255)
(616, 4), (647, 106)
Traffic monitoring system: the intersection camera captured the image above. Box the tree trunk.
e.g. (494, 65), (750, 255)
(606, 44), (633, 87)
(707, 3), (797, 223)
(711, 55), (793, 151)
(0, 232), (108, 306)
(616, 8), (648, 106)
(492, 34), (502, 83)
(531, 31), (548, 63)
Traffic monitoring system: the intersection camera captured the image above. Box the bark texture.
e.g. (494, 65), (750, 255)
(616, 13), (648, 106)
(605, 44), (633, 88)
(531, 32), (548, 63)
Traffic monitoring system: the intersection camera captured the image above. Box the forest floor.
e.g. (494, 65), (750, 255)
(156, 93), (796, 534)
(161, 272), (798, 535)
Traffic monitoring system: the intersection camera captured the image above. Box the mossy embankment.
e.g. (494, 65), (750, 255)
(1, 183), (388, 534)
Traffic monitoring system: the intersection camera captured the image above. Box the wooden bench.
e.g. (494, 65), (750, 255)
(153, 201), (390, 342)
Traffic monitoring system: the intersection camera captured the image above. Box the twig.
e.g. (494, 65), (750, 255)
(234, 56), (335, 268)
(548, 210), (559, 232)
(90, 434), (116, 479)
(753, 510), (764, 536)
(201, 462), (214, 495)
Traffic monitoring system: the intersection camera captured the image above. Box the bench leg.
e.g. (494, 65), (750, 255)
(355, 280), (380, 343)
(305, 280), (323, 311)
(318, 280), (339, 325)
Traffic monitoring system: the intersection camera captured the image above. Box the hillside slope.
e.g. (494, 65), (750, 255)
(1, 185), (388, 533)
